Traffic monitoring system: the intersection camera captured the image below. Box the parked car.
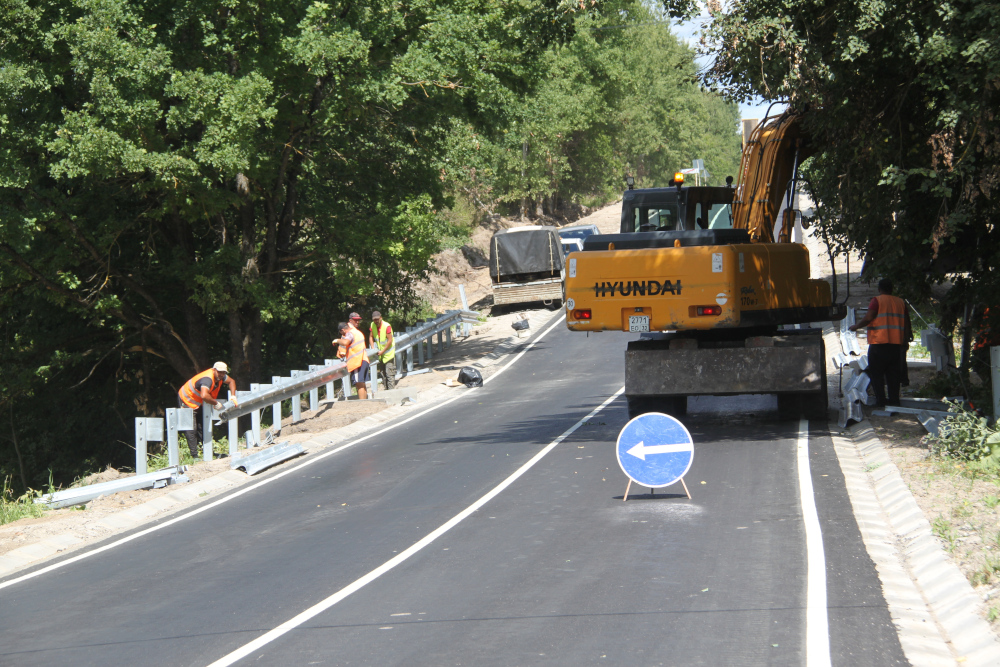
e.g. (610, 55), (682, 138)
(560, 237), (584, 257)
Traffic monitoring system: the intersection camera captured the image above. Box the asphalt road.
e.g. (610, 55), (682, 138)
(0, 320), (906, 666)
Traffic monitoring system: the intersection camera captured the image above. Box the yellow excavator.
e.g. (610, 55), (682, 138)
(563, 111), (845, 418)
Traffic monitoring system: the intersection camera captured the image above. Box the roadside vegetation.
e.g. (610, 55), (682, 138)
(0, 476), (45, 527)
(0, 1), (741, 492)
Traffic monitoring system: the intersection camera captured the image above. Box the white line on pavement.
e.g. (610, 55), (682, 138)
(205, 385), (626, 667)
(0, 315), (568, 592)
(797, 418), (831, 667)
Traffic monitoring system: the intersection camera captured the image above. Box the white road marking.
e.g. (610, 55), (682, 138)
(797, 418), (831, 667)
(205, 386), (626, 667)
(0, 315), (568, 592)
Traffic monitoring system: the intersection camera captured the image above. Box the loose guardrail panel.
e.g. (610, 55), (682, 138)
(231, 442), (305, 476)
(35, 467), (184, 509)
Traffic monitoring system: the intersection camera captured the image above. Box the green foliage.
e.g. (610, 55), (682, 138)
(0, 476), (45, 526)
(927, 401), (1000, 463)
(700, 0), (1000, 330)
(0, 0), (589, 489)
(443, 2), (743, 216)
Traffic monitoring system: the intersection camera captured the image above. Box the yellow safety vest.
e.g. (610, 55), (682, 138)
(370, 321), (395, 363)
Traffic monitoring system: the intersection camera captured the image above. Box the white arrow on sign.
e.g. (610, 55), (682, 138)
(626, 441), (692, 461)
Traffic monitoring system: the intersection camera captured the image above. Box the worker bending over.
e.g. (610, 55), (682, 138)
(177, 362), (238, 457)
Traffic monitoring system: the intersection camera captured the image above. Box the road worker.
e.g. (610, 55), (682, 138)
(850, 278), (912, 408)
(334, 317), (369, 400)
(369, 311), (396, 390)
(177, 362), (238, 457)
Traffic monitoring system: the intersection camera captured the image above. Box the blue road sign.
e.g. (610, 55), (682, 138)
(616, 412), (694, 488)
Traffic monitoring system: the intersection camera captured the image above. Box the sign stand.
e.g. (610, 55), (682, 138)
(623, 477), (690, 502)
(616, 412), (694, 502)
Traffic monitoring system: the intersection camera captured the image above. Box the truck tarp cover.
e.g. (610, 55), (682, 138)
(489, 228), (561, 279)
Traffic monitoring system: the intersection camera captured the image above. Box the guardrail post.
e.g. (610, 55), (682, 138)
(446, 324), (452, 348)
(418, 335), (425, 365)
(459, 285), (471, 336)
(307, 366), (320, 410)
(426, 329), (433, 361)
(166, 409), (180, 467)
(202, 406), (214, 462)
(394, 351), (403, 379)
(228, 390), (240, 455)
(250, 383), (263, 446)
(271, 376), (283, 431)
(324, 361), (336, 402)
(291, 370), (303, 421)
(135, 418), (148, 476)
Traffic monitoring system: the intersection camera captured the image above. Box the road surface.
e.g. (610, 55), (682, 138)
(0, 318), (905, 666)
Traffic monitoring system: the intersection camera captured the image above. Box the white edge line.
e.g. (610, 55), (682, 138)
(797, 418), (831, 667)
(0, 314), (569, 592)
(206, 384), (625, 667)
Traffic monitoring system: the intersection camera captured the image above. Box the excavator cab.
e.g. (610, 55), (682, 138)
(620, 186), (735, 234)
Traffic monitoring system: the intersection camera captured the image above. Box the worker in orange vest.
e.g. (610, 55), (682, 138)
(850, 279), (912, 408)
(177, 362), (239, 457)
(333, 313), (370, 399)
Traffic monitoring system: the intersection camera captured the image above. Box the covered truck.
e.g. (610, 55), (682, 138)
(489, 226), (564, 306)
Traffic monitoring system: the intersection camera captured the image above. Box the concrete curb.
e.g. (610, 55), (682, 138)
(832, 421), (1000, 666)
(0, 308), (563, 580)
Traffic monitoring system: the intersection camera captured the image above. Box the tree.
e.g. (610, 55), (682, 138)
(699, 0), (1000, 339)
(0, 0), (582, 487)
(441, 1), (743, 217)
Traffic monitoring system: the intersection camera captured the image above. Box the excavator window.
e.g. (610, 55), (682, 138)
(632, 205), (680, 232)
(701, 202), (733, 230)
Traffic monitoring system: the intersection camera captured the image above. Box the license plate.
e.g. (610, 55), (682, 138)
(628, 315), (650, 332)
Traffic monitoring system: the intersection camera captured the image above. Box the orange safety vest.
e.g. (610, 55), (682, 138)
(178, 369), (222, 408)
(344, 328), (366, 372)
(867, 294), (907, 345)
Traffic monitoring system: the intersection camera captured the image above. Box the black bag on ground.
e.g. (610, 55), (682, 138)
(458, 367), (483, 388)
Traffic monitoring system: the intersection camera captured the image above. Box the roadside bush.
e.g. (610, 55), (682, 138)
(0, 476), (45, 526)
(927, 401), (1000, 462)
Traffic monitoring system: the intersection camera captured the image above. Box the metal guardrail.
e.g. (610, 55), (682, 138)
(35, 467), (185, 508)
(215, 309), (479, 424)
(39, 305), (482, 507)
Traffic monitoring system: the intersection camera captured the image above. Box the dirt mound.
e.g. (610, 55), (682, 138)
(72, 466), (129, 488)
(418, 203), (619, 312)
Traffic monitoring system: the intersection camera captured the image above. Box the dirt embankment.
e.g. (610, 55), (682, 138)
(415, 203), (621, 312)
